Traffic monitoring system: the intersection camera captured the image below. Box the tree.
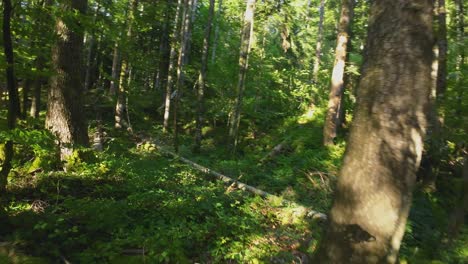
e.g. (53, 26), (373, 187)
(315, 0), (434, 262)
(173, 0), (197, 152)
(115, 0), (138, 130)
(163, 0), (183, 132)
(194, 0), (216, 153)
(228, 0), (256, 152)
(46, 0), (89, 160)
(312, 0), (325, 84)
(1, 0), (21, 192)
(323, 0), (354, 146)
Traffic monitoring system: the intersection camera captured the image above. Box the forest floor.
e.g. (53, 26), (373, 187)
(1, 110), (467, 263)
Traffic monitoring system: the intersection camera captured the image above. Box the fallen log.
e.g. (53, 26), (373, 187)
(155, 144), (327, 221)
(259, 140), (288, 164)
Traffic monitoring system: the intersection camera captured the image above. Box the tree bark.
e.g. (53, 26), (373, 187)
(163, 0), (183, 132)
(194, 0), (215, 153)
(455, 0), (465, 116)
(84, 3), (100, 92)
(1, 0), (20, 193)
(228, 0), (256, 152)
(173, 0), (196, 152)
(46, 0), (89, 160)
(115, 0), (138, 130)
(315, 1), (433, 263)
(323, 0), (354, 146)
(312, 0), (325, 84)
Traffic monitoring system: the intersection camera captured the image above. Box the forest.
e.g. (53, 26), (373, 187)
(0, 0), (467, 263)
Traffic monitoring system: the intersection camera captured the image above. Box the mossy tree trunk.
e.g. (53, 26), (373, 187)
(46, 0), (89, 160)
(315, 0), (434, 263)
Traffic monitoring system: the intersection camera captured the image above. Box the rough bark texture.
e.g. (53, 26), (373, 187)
(46, 0), (89, 160)
(315, 1), (433, 263)
(1, 0), (20, 193)
(194, 0), (215, 153)
(323, 0), (354, 146)
(312, 0), (325, 83)
(173, 0), (196, 152)
(228, 0), (256, 152)
(163, 0), (183, 132)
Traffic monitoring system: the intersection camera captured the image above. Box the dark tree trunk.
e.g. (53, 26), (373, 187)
(194, 0), (215, 153)
(1, 0), (20, 193)
(455, 0), (465, 116)
(323, 0), (355, 146)
(312, 0), (325, 83)
(163, 0), (183, 132)
(315, 0), (433, 263)
(46, 0), (89, 160)
(21, 80), (31, 119)
(228, 0), (256, 152)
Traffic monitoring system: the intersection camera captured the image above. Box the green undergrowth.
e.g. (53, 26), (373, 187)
(2, 133), (323, 263)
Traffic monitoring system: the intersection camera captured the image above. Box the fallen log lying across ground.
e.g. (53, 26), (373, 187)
(154, 143), (327, 221)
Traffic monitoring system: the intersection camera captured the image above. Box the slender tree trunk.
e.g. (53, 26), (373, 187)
(30, 78), (42, 118)
(46, 0), (89, 160)
(21, 80), (31, 119)
(173, 0), (196, 152)
(315, 1), (433, 263)
(109, 42), (120, 95)
(228, 0), (256, 152)
(163, 0), (183, 132)
(210, 0), (222, 63)
(436, 0), (447, 97)
(194, 0), (215, 153)
(155, 0), (171, 92)
(84, 3), (100, 92)
(455, 0), (465, 116)
(323, 0), (354, 146)
(312, 0), (325, 83)
(115, 0), (138, 130)
(1, 0), (20, 193)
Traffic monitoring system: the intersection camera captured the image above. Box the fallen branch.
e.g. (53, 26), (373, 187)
(154, 144), (327, 221)
(259, 140), (289, 164)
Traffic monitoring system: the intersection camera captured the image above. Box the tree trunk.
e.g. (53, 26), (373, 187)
(163, 0), (183, 132)
(155, 0), (171, 92)
(46, 0), (89, 160)
(21, 80), (31, 119)
(435, 0), (447, 97)
(84, 3), (100, 92)
(315, 1), (433, 263)
(455, 0), (465, 116)
(115, 0), (138, 130)
(312, 0), (325, 84)
(173, 0), (196, 152)
(323, 0), (354, 146)
(1, 0), (20, 193)
(194, 0), (215, 153)
(30, 77), (42, 119)
(109, 42), (120, 95)
(228, 0), (256, 152)
(210, 0), (222, 63)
